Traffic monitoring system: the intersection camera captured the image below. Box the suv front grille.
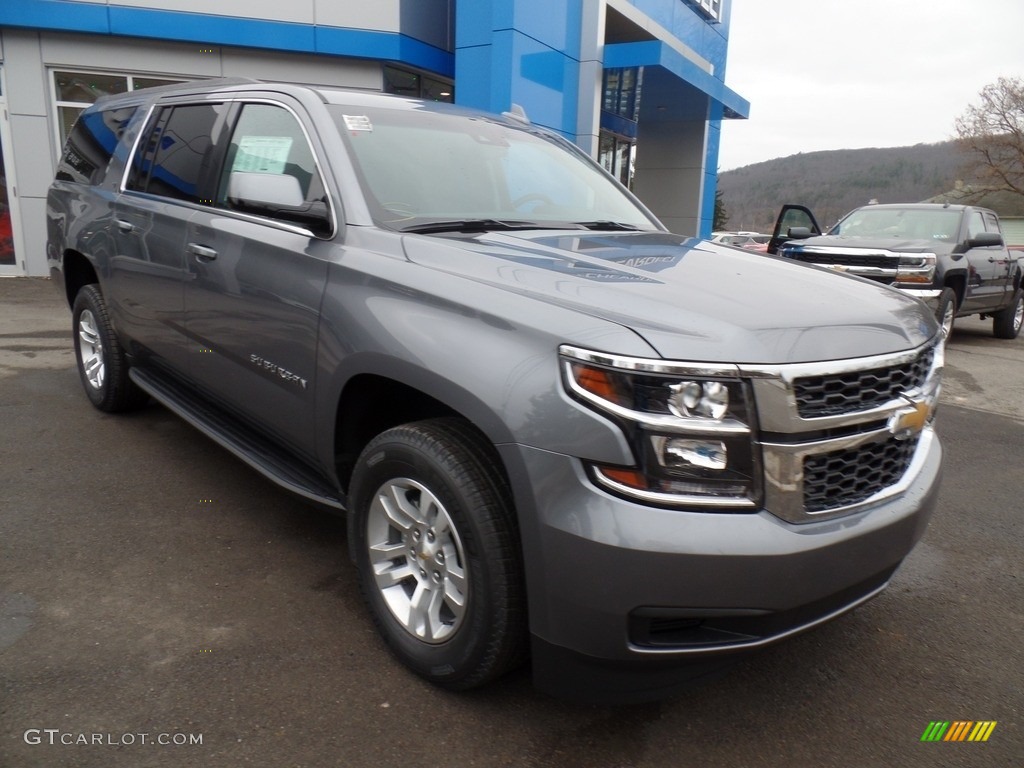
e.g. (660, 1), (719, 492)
(793, 346), (935, 418)
(803, 436), (917, 513)
(750, 338), (941, 523)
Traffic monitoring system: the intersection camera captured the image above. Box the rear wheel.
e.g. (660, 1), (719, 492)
(992, 289), (1023, 339)
(349, 418), (526, 690)
(72, 284), (149, 412)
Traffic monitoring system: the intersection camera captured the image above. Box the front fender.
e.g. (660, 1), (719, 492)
(311, 254), (656, 478)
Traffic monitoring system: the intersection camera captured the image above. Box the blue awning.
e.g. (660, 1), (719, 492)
(604, 41), (749, 119)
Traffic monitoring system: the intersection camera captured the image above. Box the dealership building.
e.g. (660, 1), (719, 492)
(0, 0), (748, 276)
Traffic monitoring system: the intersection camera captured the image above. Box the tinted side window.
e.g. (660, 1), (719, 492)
(126, 103), (227, 203)
(967, 211), (986, 240)
(982, 212), (1001, 234)
(217, 103), (326, 213)
(55, 105), (137, 184)
(780, 207), (816, 234)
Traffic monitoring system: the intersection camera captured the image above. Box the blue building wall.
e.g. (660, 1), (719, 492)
(0, 0), (456, 76)
(455, 0), (584, 138)
(455, 0), (748, 236)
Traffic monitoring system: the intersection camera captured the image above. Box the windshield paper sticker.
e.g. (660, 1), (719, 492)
(233, 136), (294, 173)
(343, 115), (373, 132)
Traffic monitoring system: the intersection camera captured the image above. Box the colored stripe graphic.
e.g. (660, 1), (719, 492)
(945, 721), (973, 741)
(968, 721), (997, 742)
(921, 721), (996, 742)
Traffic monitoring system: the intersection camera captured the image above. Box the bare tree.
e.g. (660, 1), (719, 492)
(955, 77), (1024, 199)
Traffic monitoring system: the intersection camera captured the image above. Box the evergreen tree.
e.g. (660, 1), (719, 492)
(713, 188), (729, 231)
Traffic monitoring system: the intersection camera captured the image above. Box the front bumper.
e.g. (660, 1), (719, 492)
(499, 429), (942, 701)
(903, 287), (943, 311)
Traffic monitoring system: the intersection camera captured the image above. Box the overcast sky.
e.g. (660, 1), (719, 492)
(718, 0), (1024, 171)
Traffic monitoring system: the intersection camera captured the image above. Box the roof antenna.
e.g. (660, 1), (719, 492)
(502, 103), (530, 124)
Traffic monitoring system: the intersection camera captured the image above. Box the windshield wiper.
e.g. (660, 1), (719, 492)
(400, 219), (547, 234)
(573, 220), (642, 231)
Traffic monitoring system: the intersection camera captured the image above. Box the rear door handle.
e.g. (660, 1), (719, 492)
(115, 219), (135, 234)
(187, 243), (218, 261)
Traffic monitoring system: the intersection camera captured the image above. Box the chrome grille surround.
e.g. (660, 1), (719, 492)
(793, 345), (935, 418)
(743, 338), (943, 523)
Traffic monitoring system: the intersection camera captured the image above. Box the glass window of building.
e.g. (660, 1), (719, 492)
(689, 0), (722, 21)
(383, 65), (453, 103)
(598, 132), (634, 188)
(602, 67), (642, 122)
(53, 70), (185, 148)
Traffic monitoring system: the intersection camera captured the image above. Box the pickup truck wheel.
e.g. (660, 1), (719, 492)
(349, 418), (525, 690)
(992, 289), (1024, 339)
(72, 285), (149, 412)
(935, 288), (956, 339)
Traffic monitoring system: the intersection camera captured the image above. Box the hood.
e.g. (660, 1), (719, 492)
(401, 230), (937, 364)
(789, 235), (953, 254)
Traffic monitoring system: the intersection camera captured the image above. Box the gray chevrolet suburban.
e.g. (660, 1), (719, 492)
(46, 79), (944, 702)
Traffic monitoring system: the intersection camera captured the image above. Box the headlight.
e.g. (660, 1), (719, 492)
(560, 346), (761, 509)
(895, 253), (936, 285)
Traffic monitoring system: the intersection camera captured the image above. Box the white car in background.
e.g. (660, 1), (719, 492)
(711, 231), (770, 252)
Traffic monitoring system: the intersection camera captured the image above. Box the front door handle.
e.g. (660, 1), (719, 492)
(115, 219), (135, 234)
(187, 243), (218, 261)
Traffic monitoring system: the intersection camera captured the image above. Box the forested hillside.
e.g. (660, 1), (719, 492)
(718, 141), (967, 233)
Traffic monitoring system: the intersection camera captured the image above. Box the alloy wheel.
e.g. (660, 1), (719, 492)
(77, 309), (105, 390)
(366, 478), (468, 643)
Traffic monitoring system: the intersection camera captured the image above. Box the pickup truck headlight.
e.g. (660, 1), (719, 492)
(560, 346), (760, 509)
(895, 253), (937, 285)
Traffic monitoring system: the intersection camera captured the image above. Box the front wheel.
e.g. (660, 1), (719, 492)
(992, 289), (1023, 339)
(349, 418), (526, 690)
(935, 288), (956, 340)
(71, 284), (149, 412)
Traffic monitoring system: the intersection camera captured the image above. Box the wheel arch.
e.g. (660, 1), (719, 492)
(942, 270), (967, 309)
(62, 249), (100, 308)
(329, 362), (516, 498)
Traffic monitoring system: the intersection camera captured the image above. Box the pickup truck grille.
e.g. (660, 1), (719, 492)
(784, 251), (895, 269)
(803, 436), (918, 513)
(793, 346), (935, 418)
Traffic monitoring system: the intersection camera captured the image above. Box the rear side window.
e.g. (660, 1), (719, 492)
(55, 105), (137, 184)
(126, 103), (228, 203)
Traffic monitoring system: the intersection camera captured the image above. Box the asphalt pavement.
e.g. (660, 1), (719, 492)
(1, 277), (1022, 767)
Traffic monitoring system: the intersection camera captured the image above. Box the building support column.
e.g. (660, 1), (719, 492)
(632, 117), (709, 237)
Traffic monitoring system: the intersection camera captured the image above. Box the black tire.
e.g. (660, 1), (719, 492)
(935, 287), (957, 340)
(71, 284), (149, 412)
(349, 418), (526, 690)
(992, 289), (1023, 340)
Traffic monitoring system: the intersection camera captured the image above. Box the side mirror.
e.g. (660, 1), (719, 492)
(229, 171), (305, 208)
(227, 171), (331, 234)
(966, 231), (1003, 248)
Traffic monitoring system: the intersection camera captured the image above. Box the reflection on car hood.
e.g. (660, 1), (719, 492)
(401, 230), (937, 364)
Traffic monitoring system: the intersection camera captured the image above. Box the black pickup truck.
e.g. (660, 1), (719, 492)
(769, 203), (1024, 339)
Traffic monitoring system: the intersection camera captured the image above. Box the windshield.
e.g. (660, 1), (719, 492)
(829, 207), (961, 242)
(327, 104), (659, 232)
